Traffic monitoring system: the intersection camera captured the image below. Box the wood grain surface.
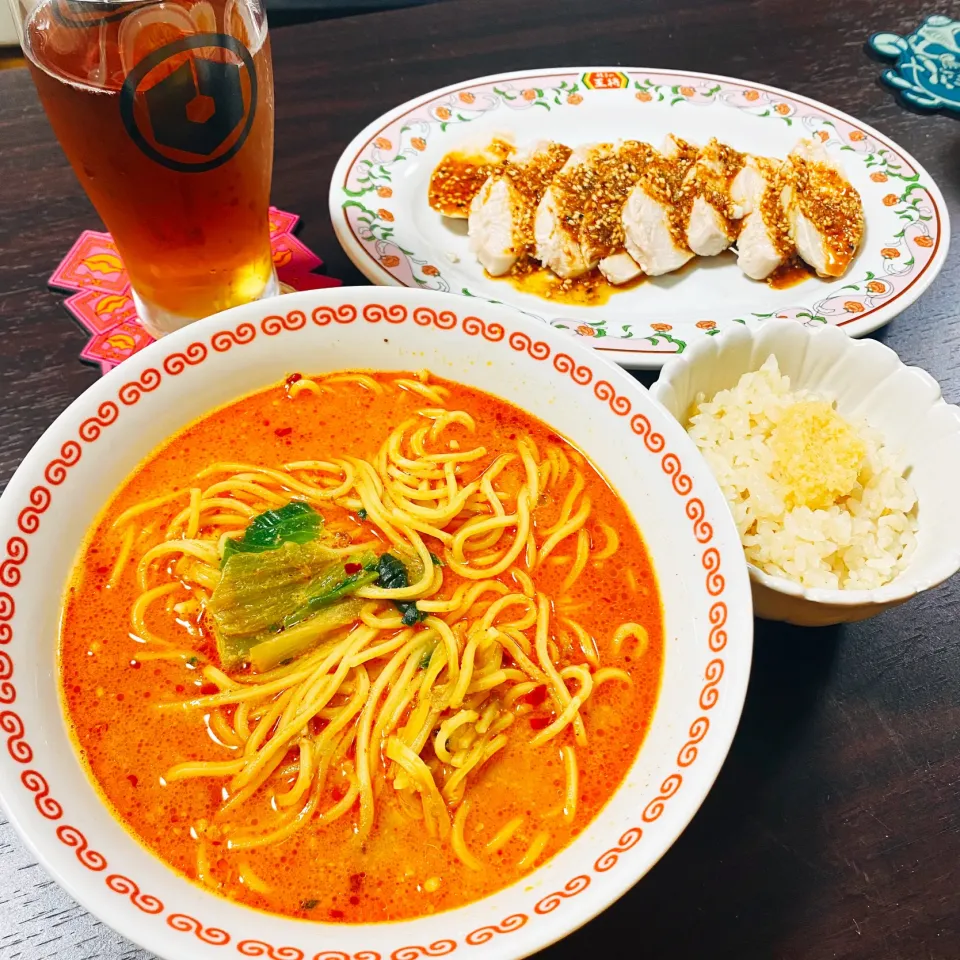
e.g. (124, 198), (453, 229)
(1, 0), (959, 958)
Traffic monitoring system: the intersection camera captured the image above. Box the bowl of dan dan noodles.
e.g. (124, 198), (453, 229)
(0, 288), (751, 960)
(651, 319), (960, 627)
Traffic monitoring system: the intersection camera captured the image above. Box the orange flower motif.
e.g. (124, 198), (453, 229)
(522, 89), (537, 101)
(816, 130), (829, 142)
(880, 247), (900, 259)
(744, 90), (760, 102)
(843, 301), (865, 313)
(696, 320), (717, 330)
(883, 194), (900, 207)
(870, 171), (888, 183)
(774, 103), (790, 115)
(436, 106), (452, 120)
(459, 91), (476, 104)
(411, 137), (427, 151)
(679, 86), (695, 97)
(381, 255), (400, 268)
(915, 235), (934, 248)
(849, 131), (866, 142)
(635, 91), (652, 102)
(376, 186), (393, 198)
(378, 208), (395, 222)
(567, 93), (583, 105)
(650, 322), (672, 332)
(576, 325), (597, 338)
(866, 280), (885, 294)
(422, 265), (440, 276)
(374, 137), (392, 151)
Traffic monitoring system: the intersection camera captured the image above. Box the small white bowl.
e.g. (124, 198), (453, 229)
(650, 320), (960, 627)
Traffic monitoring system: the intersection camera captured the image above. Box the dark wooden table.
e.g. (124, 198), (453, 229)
(1, 0), (959, 958)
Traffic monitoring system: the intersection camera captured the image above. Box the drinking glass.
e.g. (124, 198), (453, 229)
(9, 0), (277, 336)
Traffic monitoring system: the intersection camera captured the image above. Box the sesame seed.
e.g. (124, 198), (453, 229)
(784, 155), (864, 273)
(428, 139), (514, 217)
(504, 142), (574, 255)
(581, 140), (657, 258)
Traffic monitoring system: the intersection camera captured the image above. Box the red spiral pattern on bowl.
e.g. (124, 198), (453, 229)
(0, 297), (734, 958)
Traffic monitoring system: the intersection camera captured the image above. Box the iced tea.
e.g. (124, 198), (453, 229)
(19, 0), (276, 334)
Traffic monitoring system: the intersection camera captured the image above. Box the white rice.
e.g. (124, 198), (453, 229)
(687, 356), (918, 591)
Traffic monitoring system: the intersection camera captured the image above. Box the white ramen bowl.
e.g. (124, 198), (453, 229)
(0, 288), (752, 960)
(651, 319), (960, 626)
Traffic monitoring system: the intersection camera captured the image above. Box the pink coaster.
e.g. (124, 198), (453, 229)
(49, 208), (342, 374)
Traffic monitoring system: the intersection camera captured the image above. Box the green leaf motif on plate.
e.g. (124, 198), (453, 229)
(338, 71), (942, 356)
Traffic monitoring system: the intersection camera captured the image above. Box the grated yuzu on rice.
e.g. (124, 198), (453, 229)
(687, 356), (918, 590)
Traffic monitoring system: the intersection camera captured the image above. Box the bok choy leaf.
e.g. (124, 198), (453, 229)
(208, 540), (340, 666)
(221, 501), (323, 566)
(208, 501), (374, 670)
(248, 599), (366, 673)
(281, 551), (379, 629)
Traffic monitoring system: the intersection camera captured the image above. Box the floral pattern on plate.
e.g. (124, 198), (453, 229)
(330, 68), (948, 369)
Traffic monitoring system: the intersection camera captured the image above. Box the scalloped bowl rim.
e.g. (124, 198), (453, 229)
(651, 319), (960, 608)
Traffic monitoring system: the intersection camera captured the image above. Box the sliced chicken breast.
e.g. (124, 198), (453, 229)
(781, 139), (865, 278)
(468, 178), (518, 275)
(581, 140), (655, 285)
(686, 197), (730, 258)
(428, 137), (515, 219)
(468, 141), (572, 276)
(622, 135), (698, 277)
(728, 159), (765, 220)
(459, 133), (860, 285)
(534, 143), (614, 279)
(597, 251), (643, 285)
(681, 138), (747, 257)
(581, 140), (655, 263)
(729, 156), (795, 281)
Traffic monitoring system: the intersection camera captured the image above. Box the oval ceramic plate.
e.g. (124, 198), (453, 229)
(0, 287), (752, 960)
(329, 67), (950, 369)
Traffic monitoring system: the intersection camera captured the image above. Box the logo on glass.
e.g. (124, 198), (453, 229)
(120, 33), (258, 173)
